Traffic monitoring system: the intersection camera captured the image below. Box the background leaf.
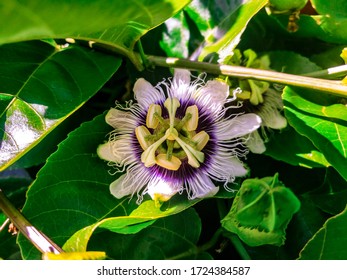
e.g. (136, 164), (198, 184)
(306, 168), (347, 215)
(87, 208), (204, 259)
(0, 0), (191, 68)
(283, 87), (347, 180)
(298, 205), (347, 259)
(194, 0), (267, 61)
(63, 196), (201, 253)
(17, 113), (136, 259)
(265, 125), (330, 168)
(0, 40), (121, 171)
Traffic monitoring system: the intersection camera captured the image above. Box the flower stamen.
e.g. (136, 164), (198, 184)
(135, 126), (153, 150)
(146, 104), (162, 129)
(192, 131), (210, 151)
(156, 153), (182, 170)
(183, 105), (199, 131)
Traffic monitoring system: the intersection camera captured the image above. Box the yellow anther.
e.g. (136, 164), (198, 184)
(156, 153), (182, 171)
(192, 131), (210, 151)
(164, 97), (180, 129)
(135, 126), (152, 150)
(146, 104), (162, 129)
(183, 105), (199, 131)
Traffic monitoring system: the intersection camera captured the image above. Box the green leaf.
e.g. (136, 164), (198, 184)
(63, 195), (201, 253)
(222, 173), (301, 247)
(265, 125), (331, 168)
(0, 0), (191, 68)
(17, 113), (136, 259)
(87, 208), (202, 259)
(18, 113), (200, 259)
(298, 205), (347, 259)
(306, 168), (347, 215)
(267, 51), (322, 74)
(194, 0), (267, 61)
(159, 12), (190, 58)
(311, 0), (347, 18)
(283, 87), (347, 180)
(0, 40), (121, 171)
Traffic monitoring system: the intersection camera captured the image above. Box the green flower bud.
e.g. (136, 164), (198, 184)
(221, 173), (300, 246)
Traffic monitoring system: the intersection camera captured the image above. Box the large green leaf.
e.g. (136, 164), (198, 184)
(17, 113), (136, 259)
(63, 199), (198, 255)
(187, 0), (267, 61)
(18, 113), (200, 259)
(63, 196), (201, 253)
(265, 125), (330, 168)
(307, 168), (347, 215)
(298, 205), (347, 259)
(87, 208), (204, 259)
(0, 40), (121, 171)
(0, 0), (191, 68)
(283, 87), (347, 180)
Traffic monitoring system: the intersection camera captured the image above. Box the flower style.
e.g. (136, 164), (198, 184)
(97, 69), (262, 204)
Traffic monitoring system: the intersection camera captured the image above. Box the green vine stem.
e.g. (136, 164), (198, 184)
(147, 56), (347, 99)
(0, 189), (63, 254)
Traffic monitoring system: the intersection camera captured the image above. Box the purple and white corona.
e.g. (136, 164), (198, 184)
(97, 69), (261, 204)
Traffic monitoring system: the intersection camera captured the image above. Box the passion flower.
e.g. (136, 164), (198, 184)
(97, 69), (261, 204)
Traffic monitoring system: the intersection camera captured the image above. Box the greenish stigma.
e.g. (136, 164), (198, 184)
(135, 98), (210, 171)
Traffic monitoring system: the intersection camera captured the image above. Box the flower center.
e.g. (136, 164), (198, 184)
(135, 97), (210, 171)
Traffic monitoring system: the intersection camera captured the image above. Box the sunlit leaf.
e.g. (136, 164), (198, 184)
(63, 196), (201, 252)
(265, 125), (331, 168)
(160, 12), (190, 58)
(299, 205), (347, 259)
(87, 208), (203, 260)
(42, 251), (106, 260)
(0, 40), (121, 171)
(0, 0), (191, 68)
(191, 0), (267, 61)
(283, 87), (347, 180)
(17, 114), (136, 259)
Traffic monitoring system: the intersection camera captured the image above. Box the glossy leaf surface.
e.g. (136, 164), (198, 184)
(0, 40), (121, 171)
(283, 87), (347, 180)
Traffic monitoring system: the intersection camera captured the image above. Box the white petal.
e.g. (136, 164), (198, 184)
(245, 131), (266, 154)
(187, 172), (218, 199)
(97, 142), (119, 162)
(228, 157), (249, 177)
(173, 69), (191, 85)
(193, 80), (229, 116)
(170, 69), (191, 99)
(110, 174), (130, 199)
(146, 178), (181, 202)
(208, 152), (248, 182)
(133, 78), (164, 109)
(261, 109), (287, 129)
(97, 139), (136, 165)
(216, 113), (262, 140)
(259, 88), (287, 129)
(105, 108), (138, 131)
(110, 164), (151, 202)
